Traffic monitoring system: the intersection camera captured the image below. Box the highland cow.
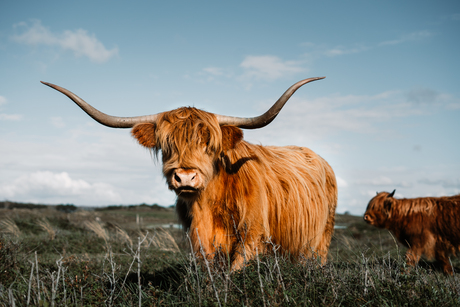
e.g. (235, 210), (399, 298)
(364, 190), (460, 274)
(41, 77), (338, 270)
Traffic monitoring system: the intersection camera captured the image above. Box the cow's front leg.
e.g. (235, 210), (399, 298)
(231, 243), (256, 271)
(405, 247), (422, 267)
(230, 231), (265, 271)
(190, 223), (231, 264)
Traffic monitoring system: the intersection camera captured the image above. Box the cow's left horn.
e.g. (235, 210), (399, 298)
(215, 77), (325, 129)
(40, 81), (161, 128)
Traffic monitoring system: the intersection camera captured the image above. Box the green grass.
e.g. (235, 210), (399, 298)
(1, 204), (460, 306)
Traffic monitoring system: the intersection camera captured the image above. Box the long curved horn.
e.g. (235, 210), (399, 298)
(40, 81), (161, 128)
(215, 77), (325, 129)
(41, 76), (324, 129)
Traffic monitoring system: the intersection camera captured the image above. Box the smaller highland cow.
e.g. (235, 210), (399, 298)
(364, 190), (460, 274)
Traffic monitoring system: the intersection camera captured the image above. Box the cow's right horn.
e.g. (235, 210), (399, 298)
(214, 77), (325, 129)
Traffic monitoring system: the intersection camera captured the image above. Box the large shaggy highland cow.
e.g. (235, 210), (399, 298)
(364, 190), (460, 274)
(42, 77), (338, 270)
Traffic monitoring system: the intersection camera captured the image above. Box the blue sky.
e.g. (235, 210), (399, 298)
(1, 1), (459, 214)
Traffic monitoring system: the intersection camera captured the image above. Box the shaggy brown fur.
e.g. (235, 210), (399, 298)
(364, 190), (460, 274)
(132, 107), (338, 270)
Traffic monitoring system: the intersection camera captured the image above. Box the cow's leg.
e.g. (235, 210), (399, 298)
(435, 248), (453, 275)
(189, 226), (214, 260)
(231, 240), (263, 271)
(316, 223), (335, 264)
(316, 186), (338, 265)
(230, 225), (265, 271)
(193, 229), (229, 260)
(314, 244), (329, 265)
(190, 220), (232, 265)
(405, 247), (422, 267)
(188, 203), (232, 261)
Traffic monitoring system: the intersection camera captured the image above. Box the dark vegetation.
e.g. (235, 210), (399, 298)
(1, 201), (459, 306)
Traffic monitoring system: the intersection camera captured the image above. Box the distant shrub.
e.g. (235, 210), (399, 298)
(0, 201), (48, 210)
(55, 204), (78, 213)
(95, 205), (124, 211)
(95, 203), (167, 211)
(128, 203), (166, 210)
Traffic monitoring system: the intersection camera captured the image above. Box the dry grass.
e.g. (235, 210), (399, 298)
(150, 227), (180, 252)
(2, 204), (460, 306)
(0, 218), (22, 238)
(36, 218), (56, 240)
(84, 220), (109, 243)
(115, 225), (133, 246)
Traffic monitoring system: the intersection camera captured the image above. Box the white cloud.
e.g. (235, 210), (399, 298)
(356, 176), (412, 189)
(336, 176), (348, 188)
(247, 87), (460, 146)
(302, 31), (432, 60)
(301, 42), (371, 59)
(366, 176), (393, 186)
(0, 171), (121, 204)
(324, 45), (370, 57)
(405, 88), (440, 104)
(0, 127), (177, 206)
(248, 91), (402, 144)
(0, 96), (22, 120)
(239, 55), (304, 81)
(200, 30), (432, 85)
(203, 67), (225, 76)
(12, 20), (118, 63)
(404, 88), (460, 109)
(419, 178), (460, 188)
(195, 66), (234, 83)
(379, 31), (433, 46)
(0, 114), (22, 121)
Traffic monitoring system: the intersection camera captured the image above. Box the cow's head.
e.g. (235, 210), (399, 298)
(41, 77), (324, 199)
(131, 108), (244, 199)
(363, 189), (396, 227)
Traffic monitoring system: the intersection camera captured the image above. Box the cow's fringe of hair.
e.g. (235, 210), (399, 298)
(155, 108), (223, 159)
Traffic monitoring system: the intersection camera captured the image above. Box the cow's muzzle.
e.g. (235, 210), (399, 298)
(171, 169), (201, 197)
(363, 214), (372, 224)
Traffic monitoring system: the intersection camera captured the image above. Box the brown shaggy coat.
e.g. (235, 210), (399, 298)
(132, 107), (338, 269)
(364, 190), (460, 274)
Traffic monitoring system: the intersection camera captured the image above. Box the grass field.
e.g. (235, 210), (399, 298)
(1, 201), (460, 306)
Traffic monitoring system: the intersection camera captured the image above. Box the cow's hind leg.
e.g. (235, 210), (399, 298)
(435, 248), (453, 275)
(315, 211), (336, 264)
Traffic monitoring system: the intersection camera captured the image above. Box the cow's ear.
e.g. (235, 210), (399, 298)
(132, 123), (156, 148)
(221, 125), (243, 151)
(383, 198), (393, 212)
